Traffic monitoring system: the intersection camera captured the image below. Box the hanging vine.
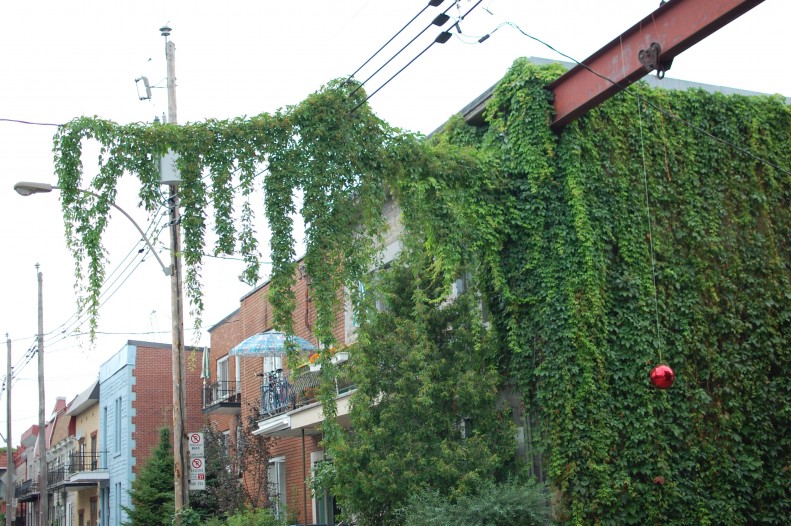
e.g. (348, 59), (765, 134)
(52, 59), (791, 524)
(53, 80), (402, 345)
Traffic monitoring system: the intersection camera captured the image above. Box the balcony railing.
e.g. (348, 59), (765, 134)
(259, 366), (355, 418)
(68, 451), (107, 474)
(48, 464), (68, 486)
(15, 479), (38, 500)
(260, 369), (295, 417)
(203, 380), (241, 408)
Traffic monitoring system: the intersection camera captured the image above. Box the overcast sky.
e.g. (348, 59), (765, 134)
(1, 0), (788, 443)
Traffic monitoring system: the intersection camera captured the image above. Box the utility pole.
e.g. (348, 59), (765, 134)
(6, 335), (13, 526)
(36, 265), (48, 526)
(161, 25), (189, 521)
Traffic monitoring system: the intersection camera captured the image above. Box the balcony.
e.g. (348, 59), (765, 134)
(15, 479), (39, 501)
(66, 451), (109, 487)
(255, 364), (355, 437)
(48, 464), (68, 488)
(202, 380), (241, 415)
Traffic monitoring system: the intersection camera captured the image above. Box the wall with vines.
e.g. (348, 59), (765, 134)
(457, 59), (790, 524)
(52, 58), (790, 524)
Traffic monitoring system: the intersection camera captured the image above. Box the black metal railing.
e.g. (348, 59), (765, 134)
(259, 366), (356, 418)
(68, 450), (107, 474)
(260, 370), (294, 417)
(203, 380), (241, 408)
(15, 479), (38, 499)
(48, 464), (68, 486)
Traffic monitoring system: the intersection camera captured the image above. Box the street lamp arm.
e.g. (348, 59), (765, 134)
(13, 181), (172, 276)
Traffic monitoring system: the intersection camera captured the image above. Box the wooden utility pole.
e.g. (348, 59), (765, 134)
(36, 265), (47, 526)
(162, 25), (189, 522)
(6, 335), (13, 526)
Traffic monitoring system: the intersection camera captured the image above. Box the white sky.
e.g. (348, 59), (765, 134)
(1, 0), (788, 443)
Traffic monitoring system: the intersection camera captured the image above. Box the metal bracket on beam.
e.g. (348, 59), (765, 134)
(638, 42), (674, 79)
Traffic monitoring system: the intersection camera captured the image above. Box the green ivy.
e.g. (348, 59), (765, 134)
(52, 58), (791, 524)
(450, 60), (790, 524)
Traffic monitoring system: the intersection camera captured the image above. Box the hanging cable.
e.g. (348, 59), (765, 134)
(350, 0), (485, 109)
(348, 1), (458, 99)
(347, 0), (446, 83)
(351, 37), (442, 114)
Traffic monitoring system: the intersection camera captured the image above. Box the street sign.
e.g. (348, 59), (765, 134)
(189, 456), (206, 491)
(188, 432), (204, 457)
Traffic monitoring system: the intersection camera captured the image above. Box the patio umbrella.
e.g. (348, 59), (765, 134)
(229, 329), (317, 357)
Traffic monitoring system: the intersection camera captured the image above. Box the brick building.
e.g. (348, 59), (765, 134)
(204, 198), (403, 525)
(98, 341), (204, 526)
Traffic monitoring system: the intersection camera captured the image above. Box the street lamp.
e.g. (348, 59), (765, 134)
(14, 182), (170, 276)
(15, 177), (189, 521)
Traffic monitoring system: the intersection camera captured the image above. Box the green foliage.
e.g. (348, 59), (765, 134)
(53, 80), (391, 348)
(189, 427), (246, 519)
(124, 427), (174, 526)
(462, 59), (791, 524)
(330, 247), (518, 525)
(51, 56), (791, 525)
(172, 507), (203, 526)
(221, 508), (284, 526)
(401, 479), (551, 526)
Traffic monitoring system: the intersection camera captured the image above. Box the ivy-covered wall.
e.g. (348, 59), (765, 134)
(465, 59), (790, 525)
(52, 57), (790, 524)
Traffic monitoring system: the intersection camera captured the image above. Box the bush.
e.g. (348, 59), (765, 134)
(401, 479), (551, 526)
(223, 508), (284, 526)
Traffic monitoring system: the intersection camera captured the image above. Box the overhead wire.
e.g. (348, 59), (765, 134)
(350, 0), (485, 113)
(0, 117), (63, 127)
(348, 0), (460, 99)
(347, 0), (446, 83)
(40, 202), (170, 348)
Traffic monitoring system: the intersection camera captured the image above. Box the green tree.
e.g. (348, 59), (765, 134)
(330, 248), (518, 525)
(124, 427), (174, 526)
(189, 426), (246, 520)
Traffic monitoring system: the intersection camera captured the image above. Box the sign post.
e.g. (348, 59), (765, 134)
(188, 432), (206, 491)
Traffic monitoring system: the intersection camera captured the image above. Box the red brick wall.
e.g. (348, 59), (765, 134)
(131, 343), (207, 473)
(207, 263), (349, 524)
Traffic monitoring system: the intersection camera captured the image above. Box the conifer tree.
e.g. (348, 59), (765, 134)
(123, 427), (174, 526)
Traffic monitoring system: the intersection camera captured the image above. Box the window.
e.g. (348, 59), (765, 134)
(114, 398), (121, 454)
(263, 354), (282, 375)
(217, 356), (229, 385)
(222, 430), (231, 459)
(103, 406), (108, 453)
(217, 356), (231, 400)
(312, 452), (340, 525)
(114, 482), (121, 526)
(267, 457), (286, 518)
(352, 281), (365, 328)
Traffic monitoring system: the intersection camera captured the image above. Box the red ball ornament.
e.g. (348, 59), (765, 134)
(650, 364), (675, 389)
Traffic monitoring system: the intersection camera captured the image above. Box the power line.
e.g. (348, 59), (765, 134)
(350, 0), (485, 111)
(0, 117), (63, 127)
(347, 0), (447, 82)
(348, 0), (459, 99)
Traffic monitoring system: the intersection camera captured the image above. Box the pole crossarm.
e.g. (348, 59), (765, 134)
(547, 0), (765, 131)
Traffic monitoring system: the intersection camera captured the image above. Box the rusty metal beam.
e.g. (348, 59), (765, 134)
(547, 0), (765, 131)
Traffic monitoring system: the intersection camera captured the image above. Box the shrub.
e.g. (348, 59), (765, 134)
(401, 479), (551, 526)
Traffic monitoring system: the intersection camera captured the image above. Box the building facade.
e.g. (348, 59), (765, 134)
(204, 198), (403, 525)
(98, 340), (204, 526)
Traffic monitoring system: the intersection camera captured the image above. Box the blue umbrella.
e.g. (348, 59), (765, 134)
(229, 329), (317, 357)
